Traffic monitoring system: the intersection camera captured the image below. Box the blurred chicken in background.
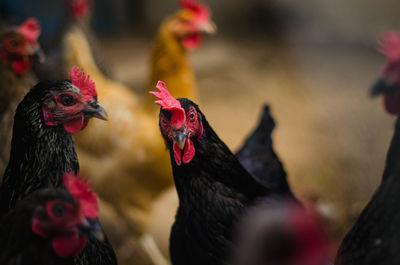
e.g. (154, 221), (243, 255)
(0, 18), (42, 178)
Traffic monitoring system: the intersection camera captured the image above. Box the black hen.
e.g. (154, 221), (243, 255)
(335, 32), (400, 265)
(0, 67), (116, 265)
(0, 173), (103, 265)
(236, 104), (291, 194)
(151, 81), (295, 265)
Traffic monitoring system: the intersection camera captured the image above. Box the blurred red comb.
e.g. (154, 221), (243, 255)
(63, 172), (98, 219)
(179, 0), (210, 20)
(378, 31), (400, 63)
(150, 81), (186, 129)
(69, 66), (97, 102)
(18, 18), (41, 43)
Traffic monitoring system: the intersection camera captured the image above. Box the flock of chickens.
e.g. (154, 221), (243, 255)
(0, 0), (399, 265)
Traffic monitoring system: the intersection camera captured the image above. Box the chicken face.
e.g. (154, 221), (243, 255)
(151, 81), (203, 165)
(371, 32), (400, 115)
(170, 0), (216, 50)
(0, 18), (43, 74)
(42, 67), (108, 134)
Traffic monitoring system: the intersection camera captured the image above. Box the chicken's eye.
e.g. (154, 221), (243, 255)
(52, 203), (66, 217)
(189, 111), (195, 122)
(60, 94), (76, 106)
(161, 118), (167, 126)
(9, 39), (19, 47)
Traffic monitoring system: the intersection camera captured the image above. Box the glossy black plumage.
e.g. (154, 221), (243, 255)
(0, 189), (78, 265)
(0, 80), (117, 265)
(161, 99), (294, 265)
(335, 119), (400, 265)
(236, 104), (291, 194)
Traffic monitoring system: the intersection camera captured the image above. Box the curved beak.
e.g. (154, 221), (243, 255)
(370, 77), (399, 97)
(173, 129), (188, 150)
(198, 21), (217, 35)
(78, 218), (104, 241)
(83, 101), (108, 121)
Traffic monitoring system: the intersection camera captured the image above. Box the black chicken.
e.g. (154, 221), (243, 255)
(0, 173), (103, 265)
(151, 81), (296, 265)
(236, 104), (291, 194)
(335, 32), (400, 265)
(231, 200), (328, 265)
(0, 67), (116, 265)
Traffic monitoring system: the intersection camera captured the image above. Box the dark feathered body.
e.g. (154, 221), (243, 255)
(0, 65), (37, 179)
(0, 81), (117, 265)
(335, 119), (400, 265)
(166, 99), (292, 265)
(0, 189), (76, 265)
(236, 105), (291, 194)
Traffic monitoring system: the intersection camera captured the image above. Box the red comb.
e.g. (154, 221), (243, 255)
(378, 31), (400, 64)
(63, 172), (98, 219)
(18, 18), (41, 43)
(179, 0), (210, 21)
(69, 66), (97, 102)
(68, 0), (92, 19)
(150, 81), (186, 129)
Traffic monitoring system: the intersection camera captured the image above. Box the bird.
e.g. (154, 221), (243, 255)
(335, 32), (400, 265)
(231, 200), (328, 265)
(0, 18), (43, 178)
(0, 66), (116, 265)
(235, 104), (291, 195)
(150, 81), (296, 265)
(61, 0), (216, 238)
(0, 172), (104, 265)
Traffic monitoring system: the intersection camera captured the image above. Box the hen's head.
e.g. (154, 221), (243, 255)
(31, 173), (102, 257)
(40, 66), (108, 134)
(167, 0), (216, 50)
(67, 0), (93, 20)
(371, 32), (400, 115)
(0, 18), (44, 74)
(151, 81), (203, 165)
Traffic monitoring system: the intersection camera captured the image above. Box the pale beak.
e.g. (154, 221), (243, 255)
(198, 21), (217, 34)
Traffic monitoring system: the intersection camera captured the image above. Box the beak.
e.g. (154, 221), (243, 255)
(370, 77), (399, 97)
(173, 130), (188, 150)
(198, 21), (217, 34)
(78, 218), (104, 241)
(83, 101), (108, 121)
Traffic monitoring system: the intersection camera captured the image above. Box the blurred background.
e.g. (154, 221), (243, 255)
(1, 0), (400, 263)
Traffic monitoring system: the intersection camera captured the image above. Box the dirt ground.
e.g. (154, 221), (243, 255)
(101, 34), (393, 257)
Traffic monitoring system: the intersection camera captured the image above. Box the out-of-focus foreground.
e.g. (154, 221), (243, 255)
(1, 0), (399, 264)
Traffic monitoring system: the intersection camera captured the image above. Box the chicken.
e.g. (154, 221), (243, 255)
(0, 67), (116, 265)
(0, 172), (103, 265)
(231, 200), (328, 265)
(62, 0), (216, 238)
(335, 32), (400, 265)
(150, 81), (296, 265)
(236, 104), (291, 194)
(0, 18), (42, 178)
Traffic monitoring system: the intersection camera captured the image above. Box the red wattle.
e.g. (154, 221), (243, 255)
(12, 58), (31, 74)
(173, 142), (182, 166)
(52, 233), (87, 257)
(384, 94), (400, 115)
(182, 138), (195, 164)
(63, 115), (85, 134)
(182, 33), (202, 50)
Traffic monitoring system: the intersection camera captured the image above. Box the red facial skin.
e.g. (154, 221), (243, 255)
(0, 18), (41, 74)
(173, 0), (214, 50)
(160, 105), (203, 165)
(42, 91), (92, 134)
(32, 200), (87, 257)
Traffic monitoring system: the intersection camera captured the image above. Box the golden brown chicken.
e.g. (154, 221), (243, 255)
(64, 0), (215, 241)
(0, 18), (43, 177)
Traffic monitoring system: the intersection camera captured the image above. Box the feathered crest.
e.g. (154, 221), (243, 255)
(69, 66), (97, 101)
(63, 172), (99, 219)
(179, 0), (210, 21)
(378, 31), (400, 64)
(150, 81), (186, 129)
(17, 18), (41, 43)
